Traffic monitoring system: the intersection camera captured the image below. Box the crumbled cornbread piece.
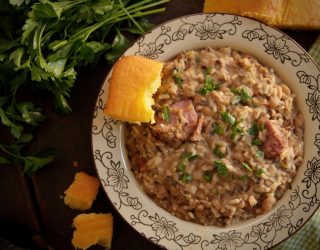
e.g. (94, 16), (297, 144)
(64, 172), (100, 210)
(104, 55), (163, 123)
(72, 213), (113, 250)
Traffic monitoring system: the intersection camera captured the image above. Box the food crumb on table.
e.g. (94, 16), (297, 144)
(64, 172), (100, 210)
(72, 213), (113, 250)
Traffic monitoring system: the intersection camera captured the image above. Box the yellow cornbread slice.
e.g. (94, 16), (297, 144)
(280, 0), (320, 29)
(203, 0), (282, 26)
(64, 172), (100, 210)
(104, 55), (163, 123)
(72, 213), (113, 250)
(203, 0), (320, 29)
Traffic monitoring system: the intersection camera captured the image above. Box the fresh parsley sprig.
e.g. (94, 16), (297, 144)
(0, 0), (169, 174)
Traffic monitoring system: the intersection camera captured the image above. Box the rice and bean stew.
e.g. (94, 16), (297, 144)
(125, 47), (304, 226)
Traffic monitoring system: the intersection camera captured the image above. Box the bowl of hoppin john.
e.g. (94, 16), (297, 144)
(92, 13), (320, 250)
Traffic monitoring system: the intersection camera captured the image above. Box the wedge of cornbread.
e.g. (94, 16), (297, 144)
(72, 213), (113, 250)
(204, 0), (282, 25)
(203, 0), (320, 29)
(64, 172), (100, 210)
(104, 55), (163, 123)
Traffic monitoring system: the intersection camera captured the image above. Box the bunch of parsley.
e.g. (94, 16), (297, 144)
(0, 0), (168, 174)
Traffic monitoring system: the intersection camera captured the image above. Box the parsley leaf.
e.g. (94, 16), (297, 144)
(213, 144), (225, 158)
(0, 0), (169, 174)
(255, 168), (265, 176)
(231, 87), (252, 104)
(214, 160), (228, 176)
(200, 75), (218, 95)
(221, 111), (236, 125)
(248, 123), (259, 136)
(203, 171), (212, 182)
(212, 123), (224, 136)
(180, 173), (192, 183)
(173, 73), (183, 87)
(162, 106), (170, 123)
(252, 138), (262, 146)
(242, 162), (253, 172)
(256, 150), (264, 157)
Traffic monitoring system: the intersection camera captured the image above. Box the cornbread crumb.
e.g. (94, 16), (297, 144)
(64, 172), (100, 210)
(72, 213), (113, 250)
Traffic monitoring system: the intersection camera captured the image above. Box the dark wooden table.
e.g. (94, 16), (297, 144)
(0, 1), (319, 249)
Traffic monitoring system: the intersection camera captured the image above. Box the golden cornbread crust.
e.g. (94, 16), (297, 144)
(72, 213), (113, 250)
(64, 172), (100, 210)
(104, 55), (163, 123)
(204, 0), (320, 29)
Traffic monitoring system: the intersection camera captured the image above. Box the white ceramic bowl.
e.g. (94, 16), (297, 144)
(92, 13), (320, 250)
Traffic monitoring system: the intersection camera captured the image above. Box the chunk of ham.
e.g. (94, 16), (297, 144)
(152, 100), (198, 143)
(262, 120), (286, 158)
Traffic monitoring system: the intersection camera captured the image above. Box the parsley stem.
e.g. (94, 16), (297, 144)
(0, 144), (23, 160)
(118, 0), (144, 34)
(127, 0), (170, 13)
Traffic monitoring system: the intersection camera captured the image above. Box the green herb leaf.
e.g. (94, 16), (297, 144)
(200, 75), (217, 95)
(231, 87), (251, 104)
(248, 123), (259, 136)
(255, 150), (264, 157)
(180, 173), (192, 183)
(240, 174), (248, 180)
(162, 106), (170, 123)
(255, 168), (265, 176)
(180, 152), (198, 161)
(178, 163), (186, 172)
(195, 56), (201, 65)
(214, 160), (228, 176)
(203, 171), (212, 182)
(212, 123), (224, 136)
(252, 138), (262, 146)
(242, 162), (252, 172)
(105, 30), (132, 63)
(230, 126), (244, 140)
(221, 111), (236, 125)
(23, 148), (56, 176)
(213, 144), (225, 158)
(173, 73), (183, 87)
(0, 156), (11, 164)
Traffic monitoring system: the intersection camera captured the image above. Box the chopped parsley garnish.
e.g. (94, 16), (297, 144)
(230, 126), (244, 140)
(200, 75), (216, 95)
(173, 73), (183, 87)
(231, 87), (252, 104)
(248, 123), (259, 136)
(242, 162), (253, 172)
(178, 163), (186, 172)
(203, 171), (213, 182)
(195, 56), (201, 65)
(205, 66), (212, 75)
(255, 168), (265, 176)
(178, 162), (192, 183)
(214, 160), (228, 176)
(213, 145), (226, 158)
(180, 152), (199, 161)
(252, 138), (262, 146)
(221, 112), (244, 140)
(180, 173), (192, 183)
(221, 111), (236, 125)
(212, 123), (224, 136)
(240, 174), (249, 180)
(162, 106), (170, 123)
(255, 150), (264, 157)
